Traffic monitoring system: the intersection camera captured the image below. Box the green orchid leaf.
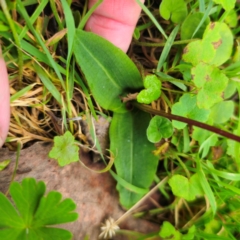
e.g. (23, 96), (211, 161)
(48, 131), (79, 167)
(192, 63), (229, 109)
(168, 174), (204, 201)
(159, 0), (187, 23)
(74, 30), (143, 113)
(181, 12), (210, 40)
(183, 22), (233, 66)
(0, 178), (78, 240)
(110, 109), (159, 209)
(147, 116), (173, 143)
(172, 94), (210, 129)
(137, 75), (161, 104)
(209, 101), (234, 124)
(213, 0), (236, 11)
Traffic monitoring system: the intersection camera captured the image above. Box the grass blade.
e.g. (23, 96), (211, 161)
(157, 24), (180, 72)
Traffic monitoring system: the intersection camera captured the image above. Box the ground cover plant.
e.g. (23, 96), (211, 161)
(1, 0), (240, 239)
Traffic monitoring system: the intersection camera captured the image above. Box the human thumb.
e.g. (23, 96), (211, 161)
(0, 47), (10, 147)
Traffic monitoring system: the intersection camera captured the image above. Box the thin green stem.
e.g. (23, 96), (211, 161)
(5, 142), (21, 196)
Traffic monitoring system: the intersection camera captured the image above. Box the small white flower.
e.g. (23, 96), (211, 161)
(99, 217), (120, 239)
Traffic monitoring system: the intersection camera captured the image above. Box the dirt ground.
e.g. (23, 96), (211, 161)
(0, 142), (159, 239)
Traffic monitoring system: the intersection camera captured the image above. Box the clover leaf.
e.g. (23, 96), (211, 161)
(168, 174), (204, 201)
(183, 22), (233, 66)
(147, 116), (173, 143)
(172, 94), (210, 129)
(49, 131), (79, 166)
(159, 0), (187, 23)
(137, 75), (161, 104)
(0, 178), (78, 240)
(192, 63), (229, 109)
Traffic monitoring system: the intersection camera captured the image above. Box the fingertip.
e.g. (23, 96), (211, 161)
(0, 54), (10, 148)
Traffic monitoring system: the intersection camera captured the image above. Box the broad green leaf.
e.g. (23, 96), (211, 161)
(213, 0), (236, 11)
(172, 94), (210, 129)
(181, 12), (210, 40)
(9, 179), (45, 225)
(48, 131), (79, 166)
(159, 221), (182, 239)
(0, 193), (24, 228)
(168, 174), (204, 201)
(192, 63), (229, 108)
(183, 22), (233, 66)
(159, 0), (187, 23)
(209, 101), (234, 124)
(0, 160), (10, 171)
(147, 116), (173, 143)
(137, 75), (161, 104)
(74, 30), (143, 113)
(109, 109), (158, 209)
(0, 178), (78, 240)
(32, 191), (78, 227)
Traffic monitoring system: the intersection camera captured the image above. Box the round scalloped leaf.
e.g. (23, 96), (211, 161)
(168, 174), (204, 201)
(181, 12), (210, 40)
(147, 116), (173, 143)
(159, 0), (187, 23)
(183, 22), (233, 66)
(213, 0), (236, 11)
(202, 22), (233, 66)
(0, 178), (78, 240)
(192, 63), (229, 109)
(172, 94), (210, 129)
(225, 9), (238, 28)
(209, 101), (234, 124)
(137, 75), (161, 104)
(48, 131), (79, 166)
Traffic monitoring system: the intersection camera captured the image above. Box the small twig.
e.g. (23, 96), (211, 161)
(121, 93), (138, 103)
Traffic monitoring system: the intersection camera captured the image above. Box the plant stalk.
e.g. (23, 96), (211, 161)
(133, 102), (240, 142)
